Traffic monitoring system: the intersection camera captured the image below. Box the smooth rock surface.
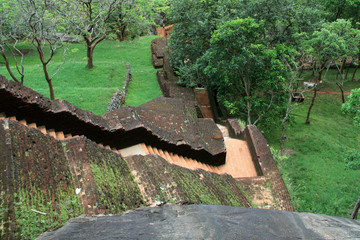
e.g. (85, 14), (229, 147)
(37, 204), (360, 240)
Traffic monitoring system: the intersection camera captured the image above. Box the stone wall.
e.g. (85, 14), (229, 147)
(107, 63), (132, 113)
(242, 125), (294, 211)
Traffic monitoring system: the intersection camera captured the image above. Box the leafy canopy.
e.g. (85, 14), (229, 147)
(202, 18), (288, 126)
(342, 88), (360, 127)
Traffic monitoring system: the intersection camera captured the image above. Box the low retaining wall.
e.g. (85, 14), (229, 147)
(243, 125), (294, 211)
(107, 63), (132, 112)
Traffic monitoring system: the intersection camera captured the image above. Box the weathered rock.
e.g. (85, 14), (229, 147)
(37, 204), (360, 240)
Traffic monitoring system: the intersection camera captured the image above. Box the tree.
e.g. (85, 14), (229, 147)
(108, 0), (167, 41)
(58, 0), (119, 69)
(327, 19), (360, 103)
(168, 0), (219, 85)
(298, 20), (357, 123)
(202, 18), (288, 126)
(167, 0), (324, 88)
(318, 0), (360, 23)
(242, 0), (324, 45)
(16, 0), (69, 100)
(342, 88), (360, 127)
(0, 0), (25, 83)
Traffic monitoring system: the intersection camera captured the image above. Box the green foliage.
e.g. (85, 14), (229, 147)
(344, 151), (360, 170)
(14, 186), (82, 240)
(342, 88), (360, 126)
(168, 0), (228, 86)
(298, 19), (360, 75)
(203, 18), (288, 126)
(244, 0), (324, 44)
(91, 161), (143, 213)
(319, 0), (360, 23)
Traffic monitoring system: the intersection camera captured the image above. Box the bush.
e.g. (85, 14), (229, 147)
(344, 151), (360, 170)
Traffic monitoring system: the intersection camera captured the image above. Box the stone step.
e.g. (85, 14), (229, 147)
(163, 150), (173, 163)
(65, 133), (73, 139)
(37, 125), (47, 134)
(147, 145), (155, 154)
(28, 123), (37, 128)
(47, 129), (56, 138)
(153, 147), (160, 156)
(56, 131), (65, 140)
(19, 119), (27, 126)
(143, 145), (218, 173)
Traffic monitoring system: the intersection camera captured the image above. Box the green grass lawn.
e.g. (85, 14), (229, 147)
(0, 35), (162, 115)
(266, 75), (360, 218)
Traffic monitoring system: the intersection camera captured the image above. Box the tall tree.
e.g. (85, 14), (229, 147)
(300, 19), (358, 124)
(18, 0), (69, 100)
(327, 19), (360, 103)
(59, 0), (119, 69)
(0, 0), (25, 83)
(108, 0), (166, 41)
(202, 18), (288, 126)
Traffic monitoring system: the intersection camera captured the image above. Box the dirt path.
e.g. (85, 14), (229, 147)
(217, 138), (258, 178)
(317, 90), (351, 95)
(215, 124), (257, 178)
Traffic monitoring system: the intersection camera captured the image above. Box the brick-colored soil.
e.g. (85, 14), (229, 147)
(217, 138), (257, 178)
(121, 138), (258, 179)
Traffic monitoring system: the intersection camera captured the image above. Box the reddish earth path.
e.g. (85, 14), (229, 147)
(217, 138), (257, 178)
(214, 125), (258, 178)
(119, 124), (258, 178)
(316, 90), (351, 95)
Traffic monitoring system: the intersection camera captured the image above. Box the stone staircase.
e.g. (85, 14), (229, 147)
(144, 144), (216, 172)
(1, 112), (258, 179)
(0, 112), (76, 140)
(0, 112), (122, 152)
(0, 113), (209, 165)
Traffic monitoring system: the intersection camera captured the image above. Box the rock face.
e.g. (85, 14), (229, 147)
(0, 118), (249, 239)
(37, 204), (360, 240)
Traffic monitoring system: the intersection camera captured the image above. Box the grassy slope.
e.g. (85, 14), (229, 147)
(266, 71), (360, 218)
(0, 36), (162, 115)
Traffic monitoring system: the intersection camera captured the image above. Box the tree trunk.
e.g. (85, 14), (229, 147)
(0, 50), (20, 83)
(47, 79), (55, 101)
(352, 197), (360, 219)
(305, 87), (317, 124)
(336, 59), (346, 80)
(345, 65), (350, 81)
(351, 55), (360, 81)
(280, 94), (292, 152)
(312, 61), (316, 76)
(336, 82), (345, 103)
(318, 67), (324, 82)
(351, 65), (359, 81)
(42, 63), (55, 100)
(335, 7), (342, 20)
(87, 46), (94, 69)
(305, 68), (322, 124)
